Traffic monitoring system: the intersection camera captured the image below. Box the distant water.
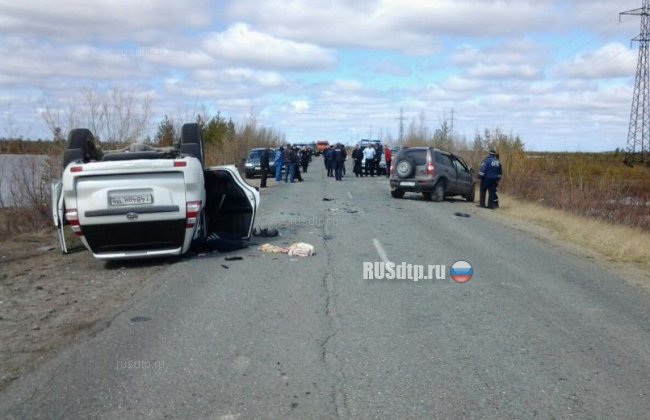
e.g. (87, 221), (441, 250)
(0, 154), (48, 207)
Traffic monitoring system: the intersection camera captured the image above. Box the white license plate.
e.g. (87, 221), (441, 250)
(400, 181), (416, 187)
(255, 167), (261, 171)
(109, 192), (153, 207)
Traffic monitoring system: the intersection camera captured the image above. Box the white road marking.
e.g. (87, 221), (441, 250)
(372, 238), (389, 263)
(347, 191), (353, 199)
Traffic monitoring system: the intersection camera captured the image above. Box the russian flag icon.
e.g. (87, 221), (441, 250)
(450, 261), (473, 283)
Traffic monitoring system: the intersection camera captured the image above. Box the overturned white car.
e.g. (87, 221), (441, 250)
(52, 123), (259, 260)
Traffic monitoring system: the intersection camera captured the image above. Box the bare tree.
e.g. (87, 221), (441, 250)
(41, 87), (152, 144)
(40, 100), (80, 140)
(2, 104), (19, 139)
(100, 87), (151, 144)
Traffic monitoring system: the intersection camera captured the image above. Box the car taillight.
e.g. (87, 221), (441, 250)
(70, 166), (83, 173)
(186, 201), (201, 228)
(174, 161), (187, 167)
(427, 162), (435, 175)
(65, 208), (84, 236)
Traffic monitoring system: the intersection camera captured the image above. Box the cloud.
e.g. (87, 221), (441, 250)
(442, 76), (485, 92)
(381, 0), (553, 37)
(0, 38), (154, 86)
(202, 23), (336, 71)
(556, 43), (637, 79)
(193, 68), (286, 88)
(227, 0), (554, 54)
(452, 40), (544, 67)
(291, 100), (310, 112)
(0, 0), (641, 151)
(333, 80), (364, 91)
(467, 64), (542, 80)
(0, 0), (212, 41)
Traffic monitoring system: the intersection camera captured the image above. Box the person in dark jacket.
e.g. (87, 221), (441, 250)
(478, 149), (502, 209)
(325, 145), (335, 177)
(300, 147), (310, 173)
(284, 145), (296, 183)
(333, 143), (347, 181)
(323, 146), (331, 174)
(352, 144), (363, 177)
(369, 144), (378, 175)
(293, 146), (303, 182)
(259, 148), (270, 188)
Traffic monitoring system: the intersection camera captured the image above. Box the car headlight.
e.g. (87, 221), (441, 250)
(245, 163), (254, 168)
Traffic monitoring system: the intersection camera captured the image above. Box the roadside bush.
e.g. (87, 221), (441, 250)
(203, 116), (283, 167)
(501, 153), (650, 231)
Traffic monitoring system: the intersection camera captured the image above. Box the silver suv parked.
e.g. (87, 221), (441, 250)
(389, 147), (475, 202)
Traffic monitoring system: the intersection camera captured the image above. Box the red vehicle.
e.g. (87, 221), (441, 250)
(315, 140), (329, 155)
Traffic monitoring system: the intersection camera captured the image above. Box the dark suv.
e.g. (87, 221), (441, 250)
(244, 148), (278, 178)
(389, 147), (475, 202)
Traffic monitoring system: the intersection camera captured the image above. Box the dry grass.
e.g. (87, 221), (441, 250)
(498, 194), (650, 269)
(497, 152), (650, 232)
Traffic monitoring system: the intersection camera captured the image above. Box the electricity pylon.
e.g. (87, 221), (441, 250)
(622, 1), (650, 165)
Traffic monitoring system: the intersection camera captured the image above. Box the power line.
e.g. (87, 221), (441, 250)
(450, 108), (455, 142)
(396, 108), (405, 144)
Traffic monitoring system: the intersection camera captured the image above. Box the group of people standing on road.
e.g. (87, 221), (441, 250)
(260, 143), (502, 209)
(351, 143), (391, 178)
(258, 145), (312, 188)
(322, 144), (347, 181)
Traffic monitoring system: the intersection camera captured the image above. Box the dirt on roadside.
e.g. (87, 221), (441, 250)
(0, 229), (174, 390)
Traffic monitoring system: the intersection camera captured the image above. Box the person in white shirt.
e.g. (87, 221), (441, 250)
(362, 145), (376, 177)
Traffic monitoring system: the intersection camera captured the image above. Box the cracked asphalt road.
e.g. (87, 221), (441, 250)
(2, 159), (650, 419)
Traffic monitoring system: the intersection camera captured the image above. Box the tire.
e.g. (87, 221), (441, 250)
(466, 184), (475, 202)
(422, 192), (432, 201)
(391, 189), (405, 199)
(395, 158), (415, 179)
(180, 123), (205, 166)
(433, 180), (445, 202)
(63, 128), (97, 169)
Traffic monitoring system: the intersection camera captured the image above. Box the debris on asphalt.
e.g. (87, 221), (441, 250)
(259, 244), (287, 254)
(225, 256), (243, 261)
(287, 242), (315, 257)
(322, 197), (335, 201)
(221, 264), (229, 269)
(130, 316), (152, 323)
(259, 242), (315, 257)
(454, 212), (471, 218)
(253, 227), (279, 237)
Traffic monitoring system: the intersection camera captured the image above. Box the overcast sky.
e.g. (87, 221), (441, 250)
(0, 0), (645, 151)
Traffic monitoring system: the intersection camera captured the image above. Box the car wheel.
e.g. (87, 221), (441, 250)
(422, 192), (432, 201)
(433, 181), (445, 202)
(395, 158), (416, 179)
(391, 189), (405, 199)
(180, 123), (205, 167)
(466, 184), (475, 202)
(63, 128), (98, 169)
